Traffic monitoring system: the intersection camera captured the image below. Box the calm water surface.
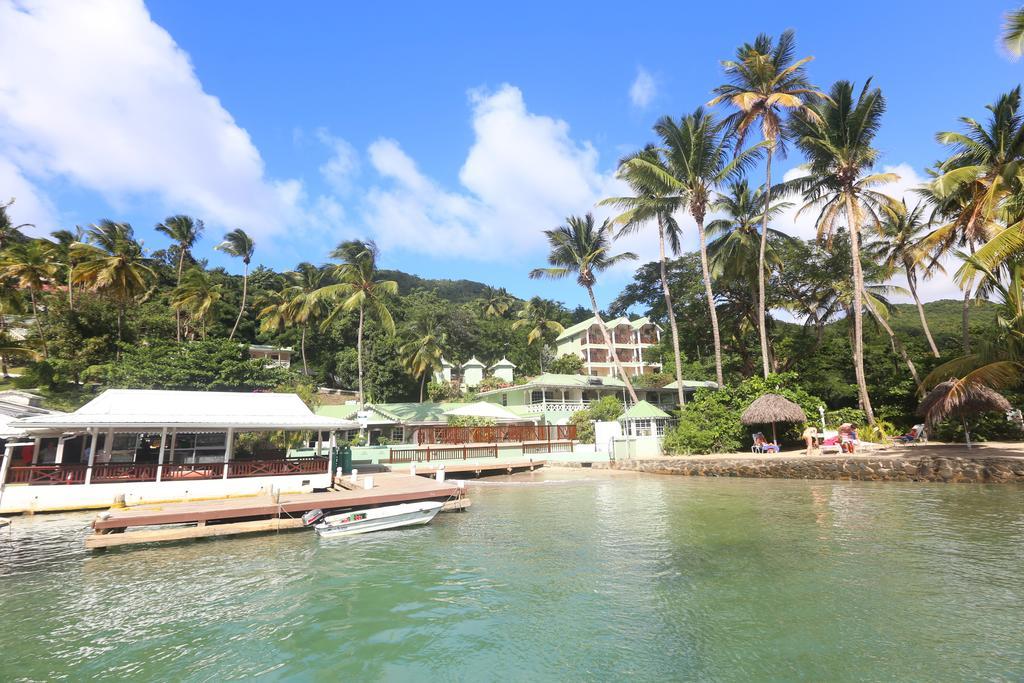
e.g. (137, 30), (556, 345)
(1, 471), (1023, 681)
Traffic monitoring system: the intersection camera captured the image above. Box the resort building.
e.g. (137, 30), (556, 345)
(248, 344), (293, 368)
(0, 389), (358, 514)
(618, 400), (673, 437)
(554, 315), (662, 377)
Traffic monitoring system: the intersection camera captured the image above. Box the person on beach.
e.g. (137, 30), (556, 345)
(802, 426), (818, 455)
(839, 423), (856, 454)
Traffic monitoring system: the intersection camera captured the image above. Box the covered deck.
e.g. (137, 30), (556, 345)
(0, 390), (358, 513)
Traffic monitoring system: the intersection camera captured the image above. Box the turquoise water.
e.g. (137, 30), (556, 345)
(2, 471), (1023, 681)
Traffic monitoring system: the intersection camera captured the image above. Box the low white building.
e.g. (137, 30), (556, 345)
(0, 389), (358, 514)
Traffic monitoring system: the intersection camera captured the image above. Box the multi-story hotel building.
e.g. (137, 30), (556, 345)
(553, 315), (662, 377)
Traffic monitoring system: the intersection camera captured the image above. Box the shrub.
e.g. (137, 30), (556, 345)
(825, 407), (867, 429)
(570, 395), (623, 444)
(13, 361), (56, 390)
(548, 354), (584, 375)
(632, 371), (674, 389)
(446, 415), (496, 427)
(427, 380), (460, 402)
(477, 375), (511, 392)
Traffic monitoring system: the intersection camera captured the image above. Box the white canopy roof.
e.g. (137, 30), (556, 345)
(443, 402), (526, 422)
(9, 389), (360, 433)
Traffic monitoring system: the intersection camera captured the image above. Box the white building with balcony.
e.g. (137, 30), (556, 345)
(249, 345), (293, 369)
(553, 316), (662, 378)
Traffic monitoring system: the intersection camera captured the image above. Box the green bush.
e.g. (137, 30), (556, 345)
(825, 407), (867, 429)
(662, 373), (824, 455)
(548, 354), (584, 375)
(427, 380), (460, 402)
(570, 395), (623, 444)
(13, 361), (57, 390)
(477, 375), (511, 392)
(632, 371), (674, 389)
(446, 415), (496, 427)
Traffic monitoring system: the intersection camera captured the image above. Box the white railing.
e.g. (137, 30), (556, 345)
(523, 401), (588, 414)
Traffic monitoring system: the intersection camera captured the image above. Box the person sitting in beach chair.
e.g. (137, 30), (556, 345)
(894, 424), (926, 444)
(752, 432), (780, 454)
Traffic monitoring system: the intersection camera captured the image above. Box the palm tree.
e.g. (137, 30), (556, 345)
(399, 317), (447, 401)
(71, 220), (156, 344)
(1003, 7), (1024, 58)
(789, 79), (901, 424)
(0, 199), (32, 250)
(529, 213), (640, 403)
(709, 29), (825, 378)
(479, 287), (515, 317)
(0, 283), (25, 376)
(0, 239), (57, 358)
(923, 88), (1024, 353)
(156, 215), (204, 342)
(868, 201), (942, 357)
(600, 144), (687, 405)
(317, 241), (398, 406)
(170, 268), (223, 340)
(707, 179), (793, 281)
(50, 227), (85, 310)
(512, 297), (566, 371)
(284, 263), (333, 375)
(256, 287), (295, 335)
(624, 108), (762, 387)
(215, 228), (255, 340)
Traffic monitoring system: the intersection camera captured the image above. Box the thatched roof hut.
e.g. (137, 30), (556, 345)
(917, 379), (1013, 448)
(741, 394), (808, 444)
(741, 394), (808, 425)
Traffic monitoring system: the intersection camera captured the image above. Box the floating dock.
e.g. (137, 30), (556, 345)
(389, 459), (546, 478)
(86, 472), (465, 549)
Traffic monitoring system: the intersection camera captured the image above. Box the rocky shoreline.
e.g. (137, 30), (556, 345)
(581, 453), (1024, 483)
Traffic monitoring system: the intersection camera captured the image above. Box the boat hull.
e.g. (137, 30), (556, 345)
(314, 501), (444, 537)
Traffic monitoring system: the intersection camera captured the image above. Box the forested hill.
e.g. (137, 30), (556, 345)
(377, 269), (503, 304)
(887, 299), (996, 340)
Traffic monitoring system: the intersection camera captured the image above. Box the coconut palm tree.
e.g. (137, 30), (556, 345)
(479, 286), (515, 318)
(156, 215), (204, 342)
(284, 263), (333, 376)
(399, 317), (447, 401)
(707, 179), (793, 281)
(317, 241), (398, 406)
(0, 239), (58, 358)
(513, 297), (566, 371)
(256, 287), (295, 335)
(50, 227), (85, 310)
(529, 213), (640, 403)
(1003, 7), (1024, 58)
(0, 199), (32, 250)
(215, 228), (255, 340)
(0, 283), (25, 376)
(71, 220), (156, 344)
(788, 79), (901, 424)
(709, 29), (825, 378)
(868, 201), (942, 357)
(170, 268), (223, 340)
(623, 108), (762, 387)
(600, 144), (687, 405)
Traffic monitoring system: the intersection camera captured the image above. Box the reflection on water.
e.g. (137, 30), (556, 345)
(1, 472), (1023, 681)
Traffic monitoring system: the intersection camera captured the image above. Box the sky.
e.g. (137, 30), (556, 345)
(0, 0), (1020, 310)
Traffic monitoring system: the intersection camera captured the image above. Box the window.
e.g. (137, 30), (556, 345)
(391, 426), (405, 443)
(530, 390), (554, 404)
(501, 394), (507, 407)
(656, 419), (666, 437)
(633, 419), (652, 437)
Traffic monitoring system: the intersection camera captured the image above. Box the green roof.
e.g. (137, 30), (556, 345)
(619, 400), (671, 420)
(555, 315), (656, 341)
(317, 401), (478, 425)
(476, 373), (628, 396)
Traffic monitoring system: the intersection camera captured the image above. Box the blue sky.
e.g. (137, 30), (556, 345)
(0, 0), (1020, 307)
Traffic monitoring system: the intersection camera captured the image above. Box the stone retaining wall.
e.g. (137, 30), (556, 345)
(597, 455), (1024, 483)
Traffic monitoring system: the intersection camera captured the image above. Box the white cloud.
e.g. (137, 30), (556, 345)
(0, 0), (306, 239)
(629, 68), (657, 108)
(316, 129), (360, 195)
(361, 85), (623, 259)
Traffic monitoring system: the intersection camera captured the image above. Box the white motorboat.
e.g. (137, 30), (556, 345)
(303, 501), (444, 538)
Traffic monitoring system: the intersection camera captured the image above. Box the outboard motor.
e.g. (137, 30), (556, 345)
(302, 509), (325, 526)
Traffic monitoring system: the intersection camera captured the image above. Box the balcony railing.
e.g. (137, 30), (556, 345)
(5, 457), (328, 485)
(523, 401), (588, 413)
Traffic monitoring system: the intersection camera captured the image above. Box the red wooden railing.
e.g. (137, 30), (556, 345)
(91, 463), (159, 483)
(522, 441), (574, 454)
(228, 456), (327, 478)
(5, 465), (88, 485)
(161, 462), (225, 480)
(389, 444), (498, 463)
(418, 424), (576, 445)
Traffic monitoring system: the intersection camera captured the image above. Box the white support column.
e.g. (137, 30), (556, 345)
(222, 427), (234, 480)
(156, 426), (167, 483)
(103, 428), (113, 459)
(31, 438), (40, 464)
(316, 431), (323, 457)
(54, 436), (66, 465)
(85, 428), (98, 485)
(0, 442), (14, 495)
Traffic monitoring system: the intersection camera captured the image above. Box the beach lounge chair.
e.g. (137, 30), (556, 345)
(820, 430), (842, 455)
(893, 424), (926, 445)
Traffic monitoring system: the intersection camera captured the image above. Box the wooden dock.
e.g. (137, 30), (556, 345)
(390, 459), (546, 477)
(86, 472), (465, 549)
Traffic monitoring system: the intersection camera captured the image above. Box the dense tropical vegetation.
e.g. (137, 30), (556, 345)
(1, 21), (1022, 447)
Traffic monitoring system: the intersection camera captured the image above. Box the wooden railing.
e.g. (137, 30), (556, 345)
(418, 424), (576, 445)
(228, 456), (327, 478)
(522, 441), (574, 454)
(389, 444), (498, 463)
(5, 457), (329, 485)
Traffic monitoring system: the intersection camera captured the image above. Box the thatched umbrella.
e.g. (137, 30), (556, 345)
(918, 379), (1012, 449)
(741, 394), (808, 443)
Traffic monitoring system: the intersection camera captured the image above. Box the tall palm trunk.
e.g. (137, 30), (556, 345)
(356, 304), (365, 406)
(756, 148), (773, 378)
(29, 290), (48, 359)
(905, 266), (939, 357)
(695, 216), (724, 387)
(584, 285), (639, 404)
(419, 371), (427, 402)
(229, 263), (248, 340)
(300, 324), (308, 374)
(0, 313), (9, 377)
(846, 196), (875, 424)
(657, 217), (686, 406)
(175, 250), (185, 342)
(864, 295), (922, 392)
(67, 265), (74, 312)
(962, 242), (976, 354)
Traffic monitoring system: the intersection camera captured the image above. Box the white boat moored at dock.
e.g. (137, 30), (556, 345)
(306, 501), (444, 537)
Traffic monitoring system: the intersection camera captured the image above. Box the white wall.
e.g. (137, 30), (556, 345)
(0, 472), (330, 514)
